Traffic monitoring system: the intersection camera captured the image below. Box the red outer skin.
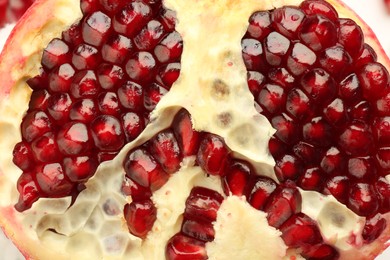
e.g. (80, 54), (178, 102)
(0, 0), (389, 259)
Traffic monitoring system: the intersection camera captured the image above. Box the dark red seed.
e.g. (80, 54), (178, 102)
(347, 157), (375, 181)
(41, 38), (70, 70)
(72, 43), (100, 70)
(302, 243), (339, 260)
(21, 111), (52, 142)
(97, 63), (124, 90)
(257, 83), (286, 115)
(35, 163), (74, 197)
(362, 214), (387, 243)
(62, 23), (83, 47)
(375, 90), (390, 116)
(358, 62), (389, 101)
(117, 81), (144, 110)
(301, 68), (336, 104)
(157, 62), (181, 88)
(222, 160), (252, 196)
(57, 122), (91, 155)
(63, 156), (98, 182)
(302, 117), (332, 147)
(320, 147), (346, 175)
(348, 183), (379, 217)
(165, 233), (207, 260)
(247, 71), (265, 97)
(172, 109), (201, 156)
(247, 11), (272, 40)
(338, 122), (374, 156)
(299, 0), (339, 22)
(158, 8), (176, 31)
(126, 52), (157, 82)
(299, 15), (337, 51)
(13, 142), (34, 171)
(298, 167), (324, 191)
(113, 2), (152, 36)
(31, 133), (61, 163)
(144, 83), (168, 111)
(275, 154), (304, 181)
(324, 176), (349, 203)
(121, 112), (145, 142)
(241, 38), (264, 71)
(264, 32), (290, 66)
(97, 92), (120, 115)
(69, 99), (98, 123)
(287, 43), (316, 76)
(154, 31), (183, 63)
(70, 70), (100, 98)
(14, 173), (41, 212)
(27, 69), (48, 90)
(102, 34), (133, 64)
(319, 46), (352, 79)
(323, 98), (346, 126)
(286, 88), (312, 120)
(375, 177), (390, 213)
(124, 148), (169, 191)
(248, 176), (277, 210)
(122, 176), (152, 200)
(293, 141), (320, 165)
(99, 0), (125, 13)
(28, 89), (51, 111)
(338, 18), (364, 58)
(268, 67), (295, 90)
(134, 20), (166, 50)
(90, 115), (125, 151)
(355, 44), (377, 69)
(82, 11), (111, 47)
(272, 7), (305, 39)
(339, 74), (362, 103)
(197, 134), (230, 176)
(181, 218), (215, 242)
(349, 101), (371, 121)
(184, 187), (223, 222)
(271, 113), (300, 144)
(376, 147), (390, 170)
(124, 199), (157, 239)
(48, 63), (75, 93)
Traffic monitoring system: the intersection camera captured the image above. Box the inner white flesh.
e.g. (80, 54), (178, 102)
(0, 0), (381, 259)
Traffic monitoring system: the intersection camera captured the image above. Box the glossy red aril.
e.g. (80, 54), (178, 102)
(0, 0), (35, 29)
(165, 233), (207, 260)
(124, 199), (157, 239)
(197, 134), (230, 176)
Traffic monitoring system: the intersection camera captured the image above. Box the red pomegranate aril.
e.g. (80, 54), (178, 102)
(97, 92), (120, 115)
(363, 214), (387, 243)
(181, 218), (215, 242)
(298, 167), (324, 191)
(21, 110), (52, 142)
(348, 183), (379, 216)
(287, 42), (316, 76)
(90, 115), (125, 151)
(172, 109), (201, 156)
(241, 38), (264, 71)
(302, 117), (332, 147)
(349, 100), (371, 121)
(126, 51), (157, 82)
(99, 0), (125, 14)
(264, 181), (302, 228)
(301, 68), (336, 103)
(134, 20), (165, 50)
(97, 152), (118, 163)
(355, 43), (378, 69)
(269, 136), (288, 160)
(47, 93), (73, 122)
(302, 243), (339, 260)
(257, 83), (286, 115)
(69, 99), (98, 123)
(62, 23), (83, 47)
(14, 173), (41, 212)
(358, 62), (390, 101)
(118, 81), (144, 110)
(165, 233), (207, 260)
(158, 8), (176, 31)
(299, 0), (339, 22)
(268, 67), (295, 90)
(338, 122), (374, 156)
(48, 63), (75, 93)
(324, 176), (349, 203)
(338, 18), (364, 58)
(124, 148), (169, 191)
(293, 141), (320, 165)
(31, 133), (61, 163)
(197, 134), (230, 177)
(35, 163), (74, 197)
(97, 63), (124, 90)
(280, 212), (323, 247)
(248, 176), (277, 210)
(339, 73), (362, 103)
(320, 147), (346, 174)
(222, 160), (252, 196)
(121, 112), (145, 142)
(286, 88), (312, 120)
(13, 142), (34, 171)
(184, 187), (223, 222)
(41, 38), (70, 70)
(376, 147), (390, 170)
(102, 34), (133, 64)
(124, 199), (157, 239)
(373, 117), (390, 144)
(72, 43), (100, 70)
(113, 2), (152, 36)
(299, 15), (337, 51)
(264, 32), (290, 66)
(71, 70), (100, 98)
(376, 177), (390, 212)
(154, 31), (183, 63)
(149, 130), (182, 174)
(28, 90), (51, 111)
(271, 7), (305, 39)
(82, 11), (112, 47)
(247, 71), (265, 97)
(80, 0), (100, 15)
(375, 90), (390, 116)
(271, 113), (300, 144)
(157, 63), (181, 88)
(57, 122), (91, 155)
(144, 83), (168, 111)
(319, 46), (352, 78)
(347, 157), (375, 181)
(323, 98), (346, 126)
(247, 11), (271, 40)
(63, 156), (98, 182)
(275, 154), (304, 181)
(122, 176), (152, 200)
(27, 69), (48, 90)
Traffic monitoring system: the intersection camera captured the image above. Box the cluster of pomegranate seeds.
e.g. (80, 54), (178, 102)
(242, 0), (390, 240)
(13, 0), (183, 211)
(122, 108), (339, 259)
(0, 0), (35, 28)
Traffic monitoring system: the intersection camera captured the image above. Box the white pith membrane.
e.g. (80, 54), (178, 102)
(0, 0), (389, 259)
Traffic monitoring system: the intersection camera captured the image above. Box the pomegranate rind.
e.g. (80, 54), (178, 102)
(0, 0), (389, 259)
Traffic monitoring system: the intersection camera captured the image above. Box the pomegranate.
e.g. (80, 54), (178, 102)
(0, 0), (389, 259)
(0, 0), (35, 29)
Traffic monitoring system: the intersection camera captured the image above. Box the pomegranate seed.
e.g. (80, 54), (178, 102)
(358, 62), (389, 101)
(363, 214), (387, 243)
(271, 113), (300, 144)
(320, 147), (346, 175)
(90, 115), (125, 151)
(99, 0), (125, 13)
(275, 154), (304, 181)
(376, 177), (390, 213)
(241, 38), (264, 71)
(172, 109), (201, 156)
(41, 38), (70, 70)
(355, 43), (377, 69)
(264, 32), (290, 66)
(257, 83), (286, 115)
(293, 141), (320, 165)
(71, 70), (100, 98)
(48, 63), (75, 93)
(348, 183), (379, 216)
(158, 8), (176, 31)
(157, 63), (181, 88)
(248, 176), (277, 210)
(62, 154), (98, 182)
(323, 98), (346, 126)
(165, 233), (207, 260)
(144, 83), (168, 111)
(27, 69), (48, 90)
(375, 90), (390, 116)
(280, 213), (323, 247)
(264, 181), (302, 228)
(126, 51), (157, 82)
(118, 81), (144, 110)
(21, 111), (52, 142)
(72, 43), (100, 70)
(102, 34), (133, 63)
(47, 93), (73, 122)
(14, 173), (41, 212)
(338, 122), (374, 156)
(339, 73), (362, 103)
(302, 117), (332, 147)
(272, 7), (305, 39)
(247, 11), (271, 40)
(349, 100), (371, 121)
(82, 11), (112, 47)
(299, 15), (337, 51)
(184, 187), (223, 222)
(31, 133), (61, 163)
(302, 243), (339, 260)
(134, 20), (166, 50)
(28, 90), (51, 111)
(324, 176), (349, 203)
(62, 23), (83, 47)
(97, 64), (124, 90)
(299, 0), (339, 22)
(121, 176), (152, 200)
(287, 43), (316, 76)
(181, 218), (215, 242)
(347, 157), (375, 181)
(247, 71), (265, 97)
(376, 147), (390, 170)
(97, 92), (120, 115)
(154, 31), (183, 63)
(197, 134), (230, 176)
(80, 0), (100, 15)
(69, 99), (98, 123)
(35, 163), (74, 197)
(57, 122), (91, 155)
(298, 167), (324, 191)
(268, 136), (288, 160)
(121, 112), (145, 142)
(124, 148), (169, 191)
(113, 2), (152, 36)
(338, 18), (364, 58)
(13, 142), (34, 171)
(319, 46), (352, 79)
(268, 67), (295, 90)
(286, 88), (312, 120)
(124, 199), (157, 239)
(222, 160), (252, 196)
